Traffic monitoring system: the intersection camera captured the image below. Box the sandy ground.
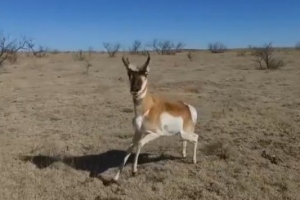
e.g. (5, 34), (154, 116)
(0, 51), (300, 200)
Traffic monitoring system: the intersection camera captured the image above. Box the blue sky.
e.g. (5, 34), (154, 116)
(1, 0), (299, 51)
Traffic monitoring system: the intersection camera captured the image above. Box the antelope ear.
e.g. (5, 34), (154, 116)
(139, 51), (150, 73)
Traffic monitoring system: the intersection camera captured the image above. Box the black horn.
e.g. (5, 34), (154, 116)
(141, 51), (150, 71)
(122, 54), (130, 67)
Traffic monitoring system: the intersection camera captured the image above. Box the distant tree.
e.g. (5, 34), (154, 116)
(129, 40), (142, 54)
(208, 42), (227, 53)
(0, 31), (28, 67)
(103, 42), (121, 57)
(175, 42), (185, 53)
(26, 40), (48, 58)
(252, 42), (285, 70)
(149, 39), (178, 55)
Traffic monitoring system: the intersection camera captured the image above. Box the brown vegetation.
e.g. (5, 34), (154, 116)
(149, 39), (185, 55)
(103, 42), (121, 57)
(252, 43), (285, 70)
(0, 50), (300, 200)
(0, 32), (28, 67)
(208, 42), (227, 53)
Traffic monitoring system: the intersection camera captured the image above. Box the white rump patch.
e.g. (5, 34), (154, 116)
(184, 103), (198, 124)
(160, 112), (183, 136)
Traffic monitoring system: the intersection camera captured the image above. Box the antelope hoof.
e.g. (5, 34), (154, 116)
(132, 171), (138, 176)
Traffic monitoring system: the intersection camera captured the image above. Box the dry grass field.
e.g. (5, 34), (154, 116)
(0, 50), (300, 200)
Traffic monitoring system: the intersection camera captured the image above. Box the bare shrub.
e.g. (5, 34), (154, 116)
(0, 32), (28, 67)
(208, 42), (226, 53)
(252, 43), (285, 70)
(295, 42), (300, 50)
(74, 49), (85, 61)
(187, 51), (194, 61)
(103, 43), (121, 57)
(26, 40), (47, 58)
(150, 39), (179, 55)
(175, 42), (185, 53)
(129, 40), (142, 54)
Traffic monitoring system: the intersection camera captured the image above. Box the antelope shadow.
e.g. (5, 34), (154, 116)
(20, 149), (181, 178)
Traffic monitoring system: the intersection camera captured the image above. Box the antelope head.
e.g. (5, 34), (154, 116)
(122, 52), (151, 98)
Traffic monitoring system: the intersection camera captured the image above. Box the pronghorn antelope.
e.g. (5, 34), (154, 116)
(112, 52), (199, 182)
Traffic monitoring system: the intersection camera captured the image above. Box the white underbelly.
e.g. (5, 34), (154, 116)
(159, 112), (183, 136)
(132, 112), (184, 136)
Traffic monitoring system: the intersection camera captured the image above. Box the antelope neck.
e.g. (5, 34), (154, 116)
(132, 86), (151, 117)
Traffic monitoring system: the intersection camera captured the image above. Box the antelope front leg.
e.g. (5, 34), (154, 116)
(112, 132), (140, 181)
(132, 132), (160, 175)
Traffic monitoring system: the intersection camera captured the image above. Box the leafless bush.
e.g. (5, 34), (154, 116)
(74, 49), (85, 61)
(295, 42), (300, 50)
(0, 32), (28, 67)
(252, 43), (285, 70)
(150, 39), (178, 55)
(26, 40), (47, 58)
(83, 59), (92, 75)
(208, 42), (227, 53)
(175, 42), (185, 53)
(129, 40), (142, 54)
(187, 51), (194, 61)
(103, 43), (121, 57)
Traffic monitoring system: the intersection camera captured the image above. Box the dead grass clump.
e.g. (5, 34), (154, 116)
(261, 150), (279, 165)
(208, 42), (227, 53)
(187, 51), (194, 61)
(252, 43), (285, 70)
